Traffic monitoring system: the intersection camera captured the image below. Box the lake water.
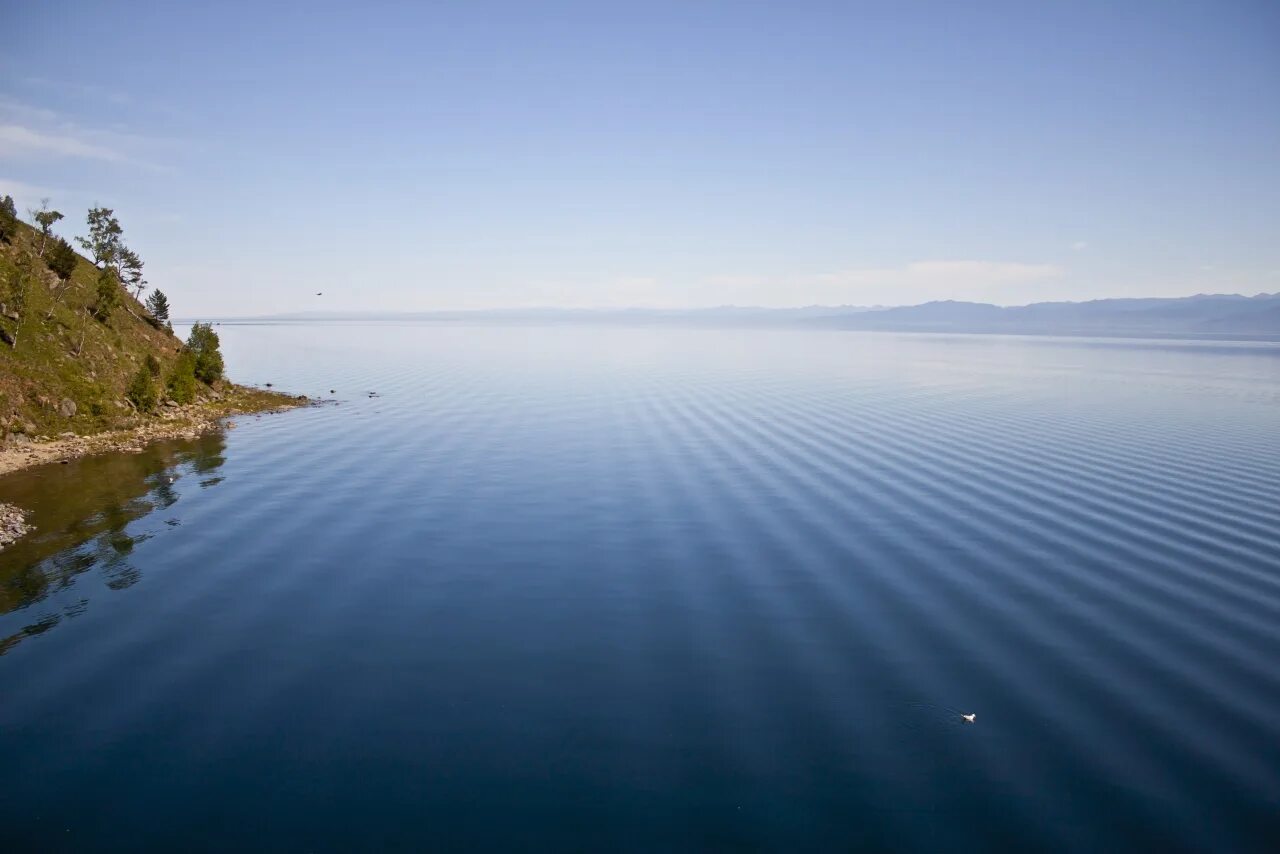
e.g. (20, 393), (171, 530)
(2, 324), (1279, 851)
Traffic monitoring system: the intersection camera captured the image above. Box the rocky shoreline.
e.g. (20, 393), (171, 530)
(0, 387), (310, 551)
(0, 502), (31, 549)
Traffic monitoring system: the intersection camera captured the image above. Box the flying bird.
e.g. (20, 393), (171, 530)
(961, 713), (976, 723)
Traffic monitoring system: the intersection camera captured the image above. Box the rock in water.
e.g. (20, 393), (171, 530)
(0, 503), (33, 550)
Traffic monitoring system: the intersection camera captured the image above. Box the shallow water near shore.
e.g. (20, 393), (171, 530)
(2, 323), (1279, 851)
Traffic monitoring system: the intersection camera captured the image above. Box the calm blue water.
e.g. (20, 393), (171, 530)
(2, 324), (1279, 852)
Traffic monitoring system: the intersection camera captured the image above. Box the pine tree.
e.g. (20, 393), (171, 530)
(44, 238), (80, 322)
(94, 267), (121, 321)
(167, 350), (198, 403)
(126, 365), (158, 413)
(45, 237), (78, 281)
(0, 195), (17, 243)
(145, 289), (171, 323)
(119, 246), (146, 298)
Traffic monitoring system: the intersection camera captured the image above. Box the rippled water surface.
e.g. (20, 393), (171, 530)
(2, 324), (1279, 851)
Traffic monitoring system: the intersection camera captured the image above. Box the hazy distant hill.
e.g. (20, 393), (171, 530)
(807, 293), (1280, 337)
(232, 293), (1280, 339)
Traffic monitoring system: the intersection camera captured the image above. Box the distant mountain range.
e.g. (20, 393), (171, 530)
(225, 292), (1280, 339)
(805, 293), (1280, 337)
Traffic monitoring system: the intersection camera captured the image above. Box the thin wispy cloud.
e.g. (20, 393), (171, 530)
(0, 96), (175, 172)
(0, 123), (125, 162)
(24, 76), (134, 107)
(6, 2), (1272, 316)
(0, 176), (62, 203)
(23, 75), (199, 124)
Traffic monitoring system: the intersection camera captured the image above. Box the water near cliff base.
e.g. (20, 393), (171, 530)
(2, 324), (1279, 851)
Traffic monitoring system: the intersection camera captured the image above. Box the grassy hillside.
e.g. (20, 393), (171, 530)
(0, 216), (289, 442)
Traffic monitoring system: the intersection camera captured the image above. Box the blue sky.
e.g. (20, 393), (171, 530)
(2, 0), (1277, 316)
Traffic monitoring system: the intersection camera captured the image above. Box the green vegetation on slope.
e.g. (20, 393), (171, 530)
(0, 199), (276, 442)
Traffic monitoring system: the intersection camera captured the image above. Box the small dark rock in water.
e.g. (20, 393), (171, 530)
(330, 389), (335, 394)
(265, 383), (274, 388)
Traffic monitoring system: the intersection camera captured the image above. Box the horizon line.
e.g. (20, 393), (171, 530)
(175, 290), (1280, 322)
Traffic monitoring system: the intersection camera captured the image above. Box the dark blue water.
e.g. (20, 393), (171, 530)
(2, 325), (1279, 852)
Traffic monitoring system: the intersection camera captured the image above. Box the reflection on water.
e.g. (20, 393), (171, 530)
(0, 326), (1277, 851)
(0, 433), (227, 655)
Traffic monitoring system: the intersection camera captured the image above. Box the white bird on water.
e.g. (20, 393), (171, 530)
(961, 713), (976, 723)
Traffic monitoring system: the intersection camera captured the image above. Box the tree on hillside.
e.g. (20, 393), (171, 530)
(119, 246), (146, 299)
(72, 306), (90, 356)
(167, 350), (198, 403)
(187, 321), (224, 383)
(77, 206), (124, 270)
(45, 236), (78, 281)
(44, 237), (80, 321)
(31, 200), (64, 256)
(0, 195), (17, 243)
(2, 253), (36, 348)
(126, 365), (158, 413)
(145, 289), (170, 323)
(93, 266), (121, 321)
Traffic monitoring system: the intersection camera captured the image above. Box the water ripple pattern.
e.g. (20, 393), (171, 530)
(1, 324), (1278, 852)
